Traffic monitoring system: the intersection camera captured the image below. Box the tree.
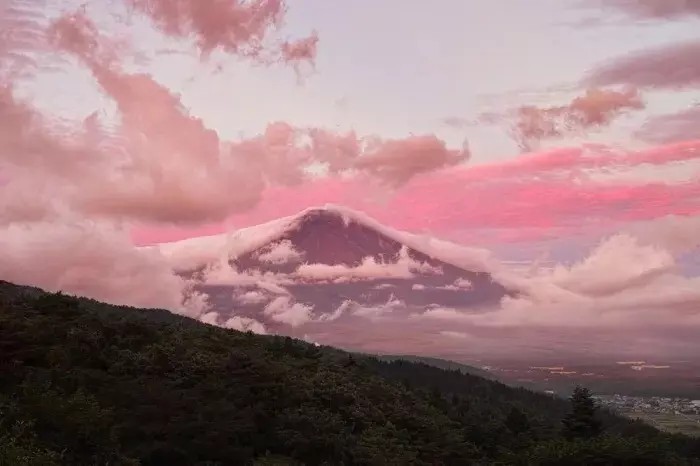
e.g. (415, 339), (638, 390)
(562, 386), (602, 440)
(505, 406), (531, 435)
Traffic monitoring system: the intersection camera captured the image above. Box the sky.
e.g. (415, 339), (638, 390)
(1, 0), (699, 355)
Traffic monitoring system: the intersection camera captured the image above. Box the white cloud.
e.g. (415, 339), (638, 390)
(223, 316), (268, 334)
(318, 299), (353, 322)
(626, 215), (700, 255)
(296, 245), (442, 282)
(256, 239), (304, 264)
(200, 260), (292, 294)
(547, 234), (675, 296)
(353, 294), (405, 319)
(264, 296), (314, 327)
(630, 365), (670, 371)
(0, 218), (199, 314)
(234, 290), (270, 305)
(200, 311), (220, 325)
(435, 278), (474, 291)
(197, 311), (268, 334)
(413, 234), (700, 329)
(440, 330), (472, 340)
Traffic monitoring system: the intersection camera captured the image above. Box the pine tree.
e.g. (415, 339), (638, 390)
(562, 385), (602, 440)
(505, 406), (530, 435)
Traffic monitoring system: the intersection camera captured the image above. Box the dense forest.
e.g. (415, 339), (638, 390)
(1, 280), (699, 465)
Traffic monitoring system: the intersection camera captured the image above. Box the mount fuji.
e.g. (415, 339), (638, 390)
(153, 205), (513, 345)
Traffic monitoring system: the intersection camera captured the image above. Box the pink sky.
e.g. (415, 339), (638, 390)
(1, 0), (699, 350)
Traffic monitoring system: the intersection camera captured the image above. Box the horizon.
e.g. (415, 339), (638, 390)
(1, 0), (700, 367)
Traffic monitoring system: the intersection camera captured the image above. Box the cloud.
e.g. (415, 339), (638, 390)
(256, 239), (304, 264)
(135, 137), (700, 249)
(126, 0), (318, 67)
(435, 278), (474, 291)
(39, 10), (466, 228)
(0, 84), (100, 183)
(547, 234), (675, 296)
(280, 31), (319, 79)
(199, 311), (268, 334)
(625, 215), (700, 255)
(351, 135), (471, 185)
(263, 296), (314, 327)
(48, 11), (268, 223)
(352, 294), (405, 319)
(303, 130), (471, 185)
(223, 315), (268, 334)
(599, 0), (700, 18)
(295, 246), (442, 282)
(199, 260), (292, 294)
(441, 116), (471, 129)
(415, 233), (700, 329)
(637, 105), (700, 144)
(199, 311), (220, 325)
(439, 330), (473, 340)
(585, 40), (700, 89)
(510, 88), (644, 151)
(234, 290), (270, 305)
(630, 364), (670, 371)
(0, 217), (206, 315)
(0, 0), (56, 79)
(411, 278), (473, 291)
(318, 300), (353, 322)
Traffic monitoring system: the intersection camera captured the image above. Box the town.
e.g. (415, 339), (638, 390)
(594, 394), (700, 437)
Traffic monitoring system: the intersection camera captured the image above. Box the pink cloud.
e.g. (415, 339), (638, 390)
(412, 233), (700, 330)
(0, 217), (208, 315)
(34, 10), (467, 227)
(353, 135), (470, 186)
(126, 0), (319, 67)
(0, 0), (54, 79)
(510, 88), (644, 151)
(127, 0), (284, 55)
(440, 116), (472, 129)
(600, 0), (700, 18)
(638, 105), (700, 143)
(280, 31), (319, 66)
(133, 140), (700, 245)
(585, 40), (700, 89)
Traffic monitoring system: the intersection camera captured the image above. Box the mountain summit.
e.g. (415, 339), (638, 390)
(156, 205), (511, 339)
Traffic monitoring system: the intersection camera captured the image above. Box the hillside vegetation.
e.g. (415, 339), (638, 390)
(1, 280), (699, 465)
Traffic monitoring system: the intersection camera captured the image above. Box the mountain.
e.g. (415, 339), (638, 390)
(2, 280), (699, 465)
(156, 205), (512, 343)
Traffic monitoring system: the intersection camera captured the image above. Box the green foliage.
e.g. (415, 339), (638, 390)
(563, 385), (603, 440)
(1, 281), (699, 465)
(0, 411), (61, 466)
(508, 436), (694, 465)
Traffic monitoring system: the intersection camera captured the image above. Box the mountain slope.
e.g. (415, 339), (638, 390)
(1, 281), (699, 465)
(375, 354), (496, 380)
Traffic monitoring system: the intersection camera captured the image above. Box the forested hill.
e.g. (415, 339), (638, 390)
(1, 280), (699, 465)
(374, 354), (496, 380)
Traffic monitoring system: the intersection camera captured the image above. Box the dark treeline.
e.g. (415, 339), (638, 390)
(1, 281), (699, 465)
